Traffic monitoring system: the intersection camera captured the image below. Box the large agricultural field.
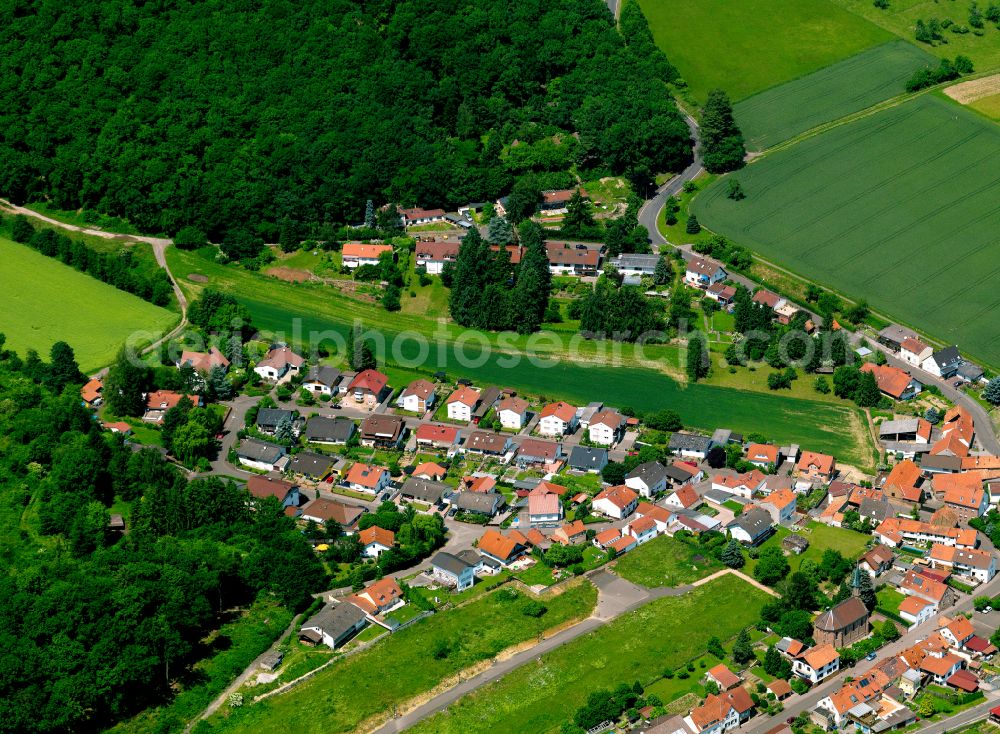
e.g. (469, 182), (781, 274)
(693, 94), (1000, 370)
(202, 581), (598, 734)
(636, 0), (892, 102)
(168, 248), (876, 467)
(407, 575), (771, 734)
(734, 41), (935, 150)
(0, 236), (177, 371)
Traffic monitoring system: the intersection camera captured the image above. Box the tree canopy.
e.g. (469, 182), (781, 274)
(0, 0), (691, 240)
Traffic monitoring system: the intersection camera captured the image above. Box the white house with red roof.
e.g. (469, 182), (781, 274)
(415, 423), (461, 451)
(345, 463), (391, 494)
(626, 515), (658, 545)
(446, 386), (481, 422)
(341, 242), (393, 268)
(745, 443), (779, 469)
(592, 485), (639, 520)
(358, 526), (395, 558)
(684, 256), (728, 288)
(538, 401), (577, 436)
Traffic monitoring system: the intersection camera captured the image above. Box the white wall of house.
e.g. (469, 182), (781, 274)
(239, 457), (278, 472)
(447, 402), (474, 422)
(304, 380), (333, 395)
(362, 542), (391, 558)
(589, 423), (617, 446)
(793, 657), (839, 684)
(499, 409), (525, 430)
(538, 416), (570, 436)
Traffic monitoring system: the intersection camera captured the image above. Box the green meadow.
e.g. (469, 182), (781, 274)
(407, 575), (770, 734)
(694, 94), (1000, 371)
(735, 41), (934, 150)
(0, 236), (178, 371)
(636, 0), (892, 102)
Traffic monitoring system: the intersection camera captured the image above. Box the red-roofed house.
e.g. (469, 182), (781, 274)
(626, 515), (658, 544)
(254, 347), (305, 382)
(758, 489), (797, 524)
(178, 347), (230, 374)
(860, 362), (922, 401)
(342, 242), (393, 268)
(593, 527), (621, 549)
(538, 401), (578, 436)
(358, 526), (395, 558)
(345, 463), (391, 494)
(588, 410), (624, 446)
(746, 444), (779, 468)
(142, 391), (197, 424)
(797, 451), (836, 483)
(706, 664), (742, 691)
(609, 534), (638, 555)
(349, 577), (404, 615)
(415, 423), (461, 450)
(883, 460), (924, 504)
(666, 485), (700, 510)
(412, 462), (447, 481)
(347, 369), (390, 408)
(553, 520), (587, 545)
(478, 530), (525, 565)
(446, 386), (481, 422)
(81, 377), (103, 406)
(497, 396), (529, 430)
(527, 491), (564, 527)
(593, 485), (639, 519)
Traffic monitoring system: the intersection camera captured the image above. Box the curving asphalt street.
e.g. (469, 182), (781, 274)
(638, 112), (702, 248)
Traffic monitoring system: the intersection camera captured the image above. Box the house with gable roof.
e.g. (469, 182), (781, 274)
(396, 379), (436, 413)
(538, 401), (578, 436)
(592, 485), (639, 520)
(254, 346), (305, 382)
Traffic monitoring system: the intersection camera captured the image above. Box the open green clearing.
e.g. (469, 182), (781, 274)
(830, 0), (1000, 73)
(694, 94), (1000, 371)
(407, 575), (770, 734)
(204, 581), (597, 734)
(614, 534), (724, 587)
(0, 236), (177, 371)
(970, 93), (1000, 121)
(745, 522), (871, 577)
(168, 247), (875, 466)
(637, 0), (891, 102)
(735, 41), (935, 150)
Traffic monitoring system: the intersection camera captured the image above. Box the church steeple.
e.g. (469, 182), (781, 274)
(850, 564), (863, 596)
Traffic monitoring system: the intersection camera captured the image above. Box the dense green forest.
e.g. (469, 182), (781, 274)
(0, 0), (691, 240)
(0, 337), (326, 733)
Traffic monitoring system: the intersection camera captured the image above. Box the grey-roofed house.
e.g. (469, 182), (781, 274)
(568, 445), (608, 472)
(668, 432), (712, 460)
(923, 346), (961, 379)
(515, 438), (562, 468)
(578, 401), (604, 428)
(256, 407), (298, 435)
(298, 603), (368, 649)
(457, 548), (502, 574)
(726, 507), (775, 546)
(625, 461), (669, 497)
(431, 551), (476, 590)
(287, 451), (340, 480)
(400, 477), (449, 506)
(920, 454), (963, 473)
(610, 253), (659, 276)
(878, 324), (920, 352)
(879, 418), (922, 441)
(305, 416), (356, 445)
(956, 361), (984, 384)
(302, 365), (342, 395)
(473, 387), (502, 422)
(858, 497), (898, 525)
(236, 439), (287, 471)
(711, 428), (733, 446)
(664, 464), (696, 487)
(454, 491), (505, 517)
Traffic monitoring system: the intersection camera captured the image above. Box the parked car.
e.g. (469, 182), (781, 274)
(865, 652), (877, 661)
(980, 606), (992, 614)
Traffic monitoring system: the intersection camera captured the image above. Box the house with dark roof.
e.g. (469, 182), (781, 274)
(923, 346), (962, 379)
(454, 491), (505, 518)
(287, 451), (340, 480)
(400, 477), (449, 506)
(305, 416), (355, 445)
(463, 430), (511, 456)
(568, 445), (608, 472)
(299, 498), (366, 529)
(255, 407), (299, 435)
(669, 432), (713, 460)
(684, 256), (728, 288)
(625, 461), (669, 497)
(236, 439), (287, 471)
(396, 379), (436, 413)
(877, 324), (921, 352)
(302, 365), (342, 396)
(431, 552), (476, 591)
(726, 508), (774, 546)
(359, 414), (406, 449)
(299, 603), (368, 649)
(515, 438), (562, 468)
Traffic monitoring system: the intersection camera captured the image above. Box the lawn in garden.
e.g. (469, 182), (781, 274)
(613, 534), (724, 588)
(636, 0), (891, 102)
(744, 522), (870, 577)
(0, 236), (178, 371)
(207, 581), (597, 734)
(406, 574), (771, 734)
(734, 41), (934, 150)
(694, 95), (1000, 371)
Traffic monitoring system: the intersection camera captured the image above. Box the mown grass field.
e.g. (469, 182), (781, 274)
(735, 41), (935, 150)
(613, 535), (724, 587)
(830, 0), (1000, 73)
(744, 523), (872, 577)
(0, 236), (178, 371)
(204, 581), (598, 734)
(168, 248), (876, 466)
(407, 575), (770, 734)
(636, 0), (891, 102)
(970, 93), (1000, 121)
(694, 94), (1000, 370)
